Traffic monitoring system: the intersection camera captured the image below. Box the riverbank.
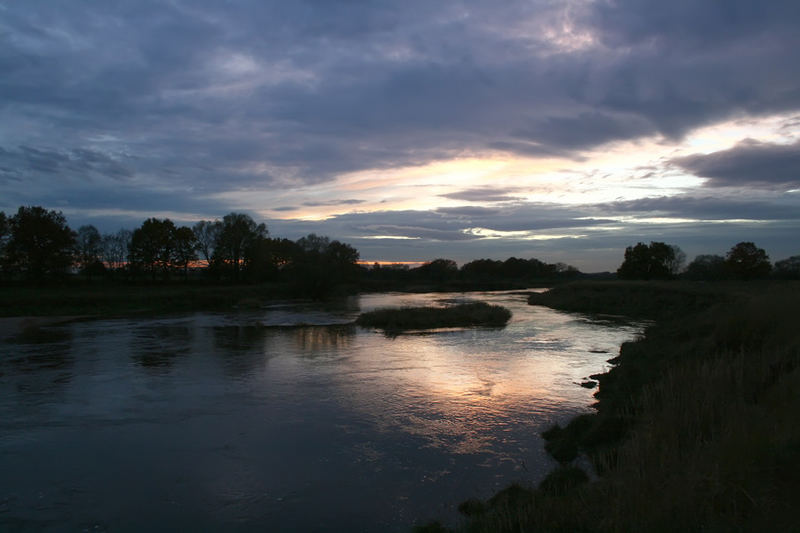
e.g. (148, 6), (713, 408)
(0, 280), (543, 319)
(426, 281), (800, 532)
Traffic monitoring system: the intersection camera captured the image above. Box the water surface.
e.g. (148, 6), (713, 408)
(0, 291), (642, 531)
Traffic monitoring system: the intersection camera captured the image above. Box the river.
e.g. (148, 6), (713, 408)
(0, 290), (643, 532)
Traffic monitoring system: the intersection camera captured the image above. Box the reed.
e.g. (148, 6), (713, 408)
(452, 281), (800, 532)
(356, 301), (511, 333)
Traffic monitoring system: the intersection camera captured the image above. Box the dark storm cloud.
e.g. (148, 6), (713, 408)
(672, 140), (800, 188)
(3, 0), (799, 194)
(511, 112), (654, 150)
(0, 145), (133, 180)
(581, 0), (800, 137)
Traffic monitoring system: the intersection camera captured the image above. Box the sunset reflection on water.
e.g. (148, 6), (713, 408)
(0, 290), (643, 532)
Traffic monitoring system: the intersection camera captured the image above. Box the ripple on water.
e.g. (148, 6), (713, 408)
(0, 290), (643, 532)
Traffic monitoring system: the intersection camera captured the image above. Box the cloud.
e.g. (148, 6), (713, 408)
(361, 224), (477, 241)
(599, 195), (800, 222)
(435, 206), (501, 217)
(672, 140), (800, 188)
(440, 187), (523, 203)
(302, 199), (365, 207)
(3, 0), (799, 193)
(2, 1), (799, 269)
(0, 145), (133, 181)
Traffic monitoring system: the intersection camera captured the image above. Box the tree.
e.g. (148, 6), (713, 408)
(296, 233), (330, 254)
(0, 211), (8, 277)
(213, 213), (267, 281)
(4, 206), (76, 280)
(684, 254), (727, 281)
(462, 259), (502, 281)
(326, 240), (360, 266)
(0, 211), (8, 250)
(102, 229), (132, 274)
(667, 245), (686, 276)
(774, 256), (800, 280)
(725, 242), (771, 280)
(285, 234), (362, 296)
(416, 258), (458, 283)
(172, 226), (198, 280)
(617, 242), (679, 280)
(192, 220), (220, 266)
(129, 218), (177, 280)
(76, 224), (103, 275)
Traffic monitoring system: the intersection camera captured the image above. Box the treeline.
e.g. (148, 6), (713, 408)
(0, 206), (580, 295)
(0, 206), (361, 296)
(364, 257), (580, 289)
(616, 240), (800, 281)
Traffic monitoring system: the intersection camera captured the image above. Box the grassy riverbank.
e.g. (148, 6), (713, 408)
(423, 281), (800, 532)
(356, 302), (511, 333)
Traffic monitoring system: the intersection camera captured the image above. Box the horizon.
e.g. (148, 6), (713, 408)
(2, 2), (798, 271)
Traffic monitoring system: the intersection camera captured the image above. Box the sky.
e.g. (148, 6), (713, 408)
(1, 0), (799, 271)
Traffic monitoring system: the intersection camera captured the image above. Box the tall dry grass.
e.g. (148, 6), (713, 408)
(450, 282), (800, 533)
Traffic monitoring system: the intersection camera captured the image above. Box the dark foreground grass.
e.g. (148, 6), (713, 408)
(422, 281), (800, 532)
(356, 301), (511, 333)
(0, 282), (295, 317)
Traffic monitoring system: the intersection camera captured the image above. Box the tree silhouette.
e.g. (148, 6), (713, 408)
(685, 254), (726, 281)
(213, 213), (267, 281)
(296, 233), (330, 254)
(288, 234), (361, 296)
(129, 218), (177, 280)
(725, 242), (771, 280)
(172, 226), (198, 280)
(617, 242), (680, 280)
(0, 211), (8, 278)
(192, 220), (220, 266)
(4, 206), (76, 280)
(101, 229), (132, 274)
(774, 256), (800, 280)
(417, 258), (459, 283)
(76, 224), (103, 276)
(667, 245), (686, 276)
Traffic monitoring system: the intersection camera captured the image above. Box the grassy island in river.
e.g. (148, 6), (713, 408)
(356, 301), (511, 333)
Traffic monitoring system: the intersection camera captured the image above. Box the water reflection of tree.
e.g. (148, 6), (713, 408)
(211, 325), (273, 377)
(131, 325), (193, 371)
(292, 325), (355, 355)
(3, 326), (75, 396)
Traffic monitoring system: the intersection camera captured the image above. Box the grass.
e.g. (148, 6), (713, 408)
(527, 280), (733, 320)
(356, 301), (511, 333)
(441, 281), (800, 532)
